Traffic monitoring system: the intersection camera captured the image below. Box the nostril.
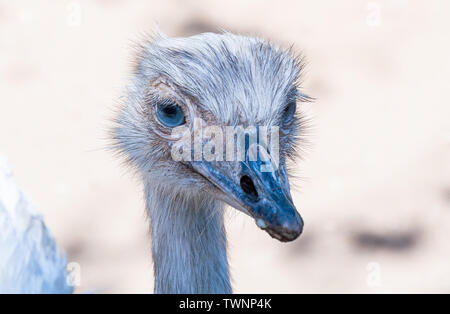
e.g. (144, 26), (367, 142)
(240, 175), (258, 201)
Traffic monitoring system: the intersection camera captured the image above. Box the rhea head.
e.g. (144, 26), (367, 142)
(114, 32), (307, 242)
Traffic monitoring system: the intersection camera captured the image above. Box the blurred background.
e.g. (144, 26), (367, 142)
(0, 0), (449, 293)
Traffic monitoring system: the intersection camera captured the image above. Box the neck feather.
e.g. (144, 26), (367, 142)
(145, 183), (231, 294)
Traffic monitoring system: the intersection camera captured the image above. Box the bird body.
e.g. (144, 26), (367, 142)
(0, 155), (72, 294)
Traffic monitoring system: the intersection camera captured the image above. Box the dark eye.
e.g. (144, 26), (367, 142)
(283, 101), (296, 121)
(156, 102), (186, 127)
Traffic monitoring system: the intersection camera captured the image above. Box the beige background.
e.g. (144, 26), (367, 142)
(0, 0), (449, 293)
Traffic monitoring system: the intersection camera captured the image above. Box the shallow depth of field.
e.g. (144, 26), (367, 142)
(0, 0), (449, 293)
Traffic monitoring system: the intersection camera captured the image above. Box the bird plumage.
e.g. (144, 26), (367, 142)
(0, 155), (72, 294)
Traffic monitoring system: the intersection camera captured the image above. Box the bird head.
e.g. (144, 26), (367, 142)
(113, 32), (309, 242)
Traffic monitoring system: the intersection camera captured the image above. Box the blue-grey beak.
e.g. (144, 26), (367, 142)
(190, 154), (303, 242)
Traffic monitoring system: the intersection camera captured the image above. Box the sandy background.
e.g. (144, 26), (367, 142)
(0, 0), (449, 293)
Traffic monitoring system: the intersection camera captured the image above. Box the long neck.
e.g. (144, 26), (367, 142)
(145, 183), (231, 294)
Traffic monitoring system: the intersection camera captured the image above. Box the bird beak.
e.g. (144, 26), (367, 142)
(190, 153), (303, 242)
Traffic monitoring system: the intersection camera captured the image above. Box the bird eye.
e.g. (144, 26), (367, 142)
(283, 101), (296, 121)
(156, 102), (186, 127)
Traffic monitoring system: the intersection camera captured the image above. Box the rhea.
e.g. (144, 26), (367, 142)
(112, 32), (307, 293)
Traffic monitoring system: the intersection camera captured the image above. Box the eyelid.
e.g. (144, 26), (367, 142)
(154, 97), (176, 108)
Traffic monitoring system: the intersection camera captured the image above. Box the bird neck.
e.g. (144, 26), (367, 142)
(145, 184), (231, 294)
